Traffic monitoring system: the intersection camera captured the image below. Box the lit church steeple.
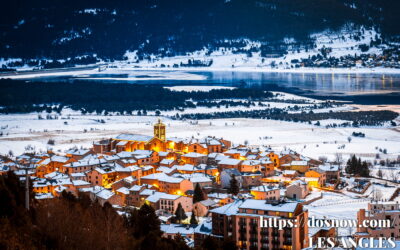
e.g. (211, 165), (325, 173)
(154, 118), (166, 141)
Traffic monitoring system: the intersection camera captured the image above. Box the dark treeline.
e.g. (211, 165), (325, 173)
(346, 155), (370, 177)
(304, 93), (400, 105)
(0, 79), (273, 114)
(0, 171), (233, 250)
(1, 0), (399, 61)
(180, 109), (398, 126)
(195, 97), (315, 108)
(195, 100), (257, 108)
(2, 56), (100, 71)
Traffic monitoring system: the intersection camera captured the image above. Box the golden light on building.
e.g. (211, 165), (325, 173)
(154, 118), (166, 141)
(168, 141), (175, 149)
(104, 183), (112, 189)
(307, 180), (320, 188)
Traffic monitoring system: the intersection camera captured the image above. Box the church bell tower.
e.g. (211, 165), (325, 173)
(154, 119), (166, 141)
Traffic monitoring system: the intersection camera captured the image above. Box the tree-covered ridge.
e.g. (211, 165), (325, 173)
(1, 0), (399, 60)
(0, 79), (274, 114)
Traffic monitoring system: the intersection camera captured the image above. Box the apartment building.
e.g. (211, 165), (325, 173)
(210, 199), (309, 250)
(356, 202), (400, 239)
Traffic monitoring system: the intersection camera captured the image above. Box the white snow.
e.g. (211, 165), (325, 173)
(1, 68), (207, 81)
(165, 86), (236, 92)
(114, 25), (400, 74)
(0, 109), (399, 161)
(305, 192), (370, 236)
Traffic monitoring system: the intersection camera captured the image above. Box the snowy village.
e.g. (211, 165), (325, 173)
(2, 1), (400, 249)
(1, 118), (400, 249)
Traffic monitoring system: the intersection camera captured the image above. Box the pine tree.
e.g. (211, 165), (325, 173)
(228, 174), (239, 195)
(345, 158), (351, 174)
(174, 203), (187, 223)
(360, 161), (370, 177)
(201, 235), (220, 250)
(174, 233), (190, 250)
(346, 155), (358, 174)
(346, 155), (370, 177)
(128, 203), (162, 238)
(193, 183), (205, 203)
(357, 158), (362, 174)
(190, 210), (198, 225)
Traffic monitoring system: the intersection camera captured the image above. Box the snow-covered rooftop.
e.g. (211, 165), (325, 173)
(160, 224), (196, 235)
(114, 133), (153, 142)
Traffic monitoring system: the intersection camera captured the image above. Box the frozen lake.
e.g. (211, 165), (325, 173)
(24, 70), (400, 96)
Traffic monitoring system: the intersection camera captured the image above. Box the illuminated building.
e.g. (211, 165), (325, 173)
(154, 118), (166, 141)
(210, 199), (309, 250)
(250, 185), (281, 200)
(304, 169), (326, 187)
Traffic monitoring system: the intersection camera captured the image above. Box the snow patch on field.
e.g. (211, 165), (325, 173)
(165, 86), (236, 92)
(1, 68), (207, 81)
(1, 111), (399, 161)
(305, 192), (369, 236)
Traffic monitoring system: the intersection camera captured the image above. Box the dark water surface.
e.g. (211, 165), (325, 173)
(29, 70), (400, 104)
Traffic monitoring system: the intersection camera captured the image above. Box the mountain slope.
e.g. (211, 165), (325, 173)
(0, 0), (399, 65)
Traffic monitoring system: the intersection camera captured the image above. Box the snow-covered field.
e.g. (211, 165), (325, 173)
(0, 85), (398, 161)
(0, 90), (399, 158)
(305, 191), (370, 236)
(0, 108), (399, 161)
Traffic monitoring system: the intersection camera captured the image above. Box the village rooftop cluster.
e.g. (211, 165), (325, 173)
(1, 119), (399, 249)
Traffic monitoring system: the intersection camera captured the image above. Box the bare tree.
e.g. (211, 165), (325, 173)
(335, 153), (343, 168)
(318, 156), (328, 163)
(377, 169), (384, 179)
(389, 171), (399, 183)
(372, 188), (383, 201)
